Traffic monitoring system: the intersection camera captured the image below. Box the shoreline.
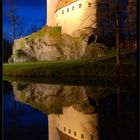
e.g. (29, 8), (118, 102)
(3, 51), (137, 82)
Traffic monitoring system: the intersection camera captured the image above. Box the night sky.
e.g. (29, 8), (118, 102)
(3, 0), (46, 40)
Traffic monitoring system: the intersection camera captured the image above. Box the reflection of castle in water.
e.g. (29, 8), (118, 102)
(11, 81), (137, 140)
(12, 82), (101, 140)
(48, 106), (99, 140)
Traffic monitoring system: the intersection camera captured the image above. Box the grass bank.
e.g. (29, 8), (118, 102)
(3, 50), (137, 80)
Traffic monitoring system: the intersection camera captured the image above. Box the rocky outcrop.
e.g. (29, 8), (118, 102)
(12, 26), (108, 63)
(83, 43), (108, 58)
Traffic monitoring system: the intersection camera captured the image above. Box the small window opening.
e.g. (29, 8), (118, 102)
(72, 6), (74, 10)
(81, 134), (84, 139)
(88, 2), (91, 7)
(69, 129), (71, 134)
(79, 3), (82, 8)
(62, 10), (64, 14)
(74, 131), (77, 136)
(91, 135), (94, 139)
(67, 8), (69, 12)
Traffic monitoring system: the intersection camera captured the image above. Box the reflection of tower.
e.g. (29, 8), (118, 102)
(47, 0), (59, 26)
(48, 106), (99, 140)
(48, 114), (60, 140)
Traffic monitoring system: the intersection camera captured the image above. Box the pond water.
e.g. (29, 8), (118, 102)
(3, 79), (138, 140)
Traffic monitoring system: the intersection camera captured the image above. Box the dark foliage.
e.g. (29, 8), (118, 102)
(97, 32), (115, 48)
(3, 39), (13, 62)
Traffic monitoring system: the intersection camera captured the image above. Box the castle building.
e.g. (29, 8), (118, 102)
(47, 0), (97, 35)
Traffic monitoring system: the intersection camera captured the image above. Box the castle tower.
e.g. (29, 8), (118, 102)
(47, 0), (59, 26)
(55, 0), (97, 34)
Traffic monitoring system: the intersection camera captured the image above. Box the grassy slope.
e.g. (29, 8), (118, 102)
(3, 50), (137, 80)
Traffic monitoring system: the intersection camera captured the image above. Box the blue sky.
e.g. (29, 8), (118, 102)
(3, 0), (46, 40)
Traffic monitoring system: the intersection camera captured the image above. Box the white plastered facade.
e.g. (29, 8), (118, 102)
(47, 0), (97, 35)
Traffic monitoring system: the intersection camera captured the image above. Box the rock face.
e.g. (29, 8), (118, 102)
(12, 26), (107, 63)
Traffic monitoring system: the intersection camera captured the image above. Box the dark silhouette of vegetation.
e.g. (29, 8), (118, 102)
(97, 33), (115, 48)
(124, 0), (137, 48)
(15, 49), (27, 58)
(7, 0), (29, 40)
(7, 0), (18, 40)
(3, 39), (13, 62)
(96, 0), (137, 66)
(3, 50), (136, 80)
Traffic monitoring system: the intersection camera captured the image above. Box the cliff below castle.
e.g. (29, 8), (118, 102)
(11, 26), (107, 63)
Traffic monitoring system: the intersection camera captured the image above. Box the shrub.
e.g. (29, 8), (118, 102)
(8, 57), (13, 63)
(16, 83), (28, 91)
(16, 49), (27, 58)
(47, 26), (61, 41)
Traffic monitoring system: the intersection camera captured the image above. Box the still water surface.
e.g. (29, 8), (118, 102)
(3, 80), (138, 140)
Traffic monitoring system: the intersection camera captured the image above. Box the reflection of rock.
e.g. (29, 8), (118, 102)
(12, 82), (113, 115)
(11, 81), (137, 140)
(83, 43), (108, 59)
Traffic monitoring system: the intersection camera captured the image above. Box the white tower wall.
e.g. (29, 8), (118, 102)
(55, 0), (97, 34)
(48, 114), (60, 140)
(47, 0), (59, 26)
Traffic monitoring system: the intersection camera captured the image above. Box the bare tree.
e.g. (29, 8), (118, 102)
(16, 18), (28, 38)
(7, 0), (18, 40)
(7, 0), (28, 40)
(115, 0), (121, 66)
(125, 0), (137, 48)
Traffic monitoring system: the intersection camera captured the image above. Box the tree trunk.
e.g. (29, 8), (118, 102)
(116, 24), (121, 66)
(12, 17), (16, 40)
(115, 0), (121, 66)
(117, 86), (121, 139)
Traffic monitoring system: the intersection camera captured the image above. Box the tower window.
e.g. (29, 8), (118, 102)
(64, 127), (66, 131)
(62, 10), (64, 14)
(69, 129), (71, 134)
(88, 2), (91, 7)
(91, 135), (94, 139)
(74, 131), (77, 136)
(81, 134), (84, 139)
(79, 3), (82, 8)
(67, 8), (69, 12)
(72, 6), (74, 10)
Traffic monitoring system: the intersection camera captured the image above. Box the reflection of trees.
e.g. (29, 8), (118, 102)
(81, 114), (99, 140)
